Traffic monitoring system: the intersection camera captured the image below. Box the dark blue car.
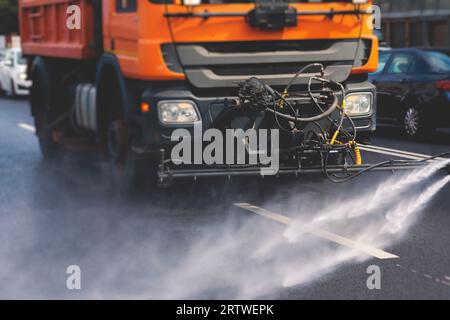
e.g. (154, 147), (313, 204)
(369, 49), (450, 138)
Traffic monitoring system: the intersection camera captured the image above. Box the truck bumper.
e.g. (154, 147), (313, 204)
(139, 80), (376, 147)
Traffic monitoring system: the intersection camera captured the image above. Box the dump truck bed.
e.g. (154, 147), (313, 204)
(19, 0), (96, 59)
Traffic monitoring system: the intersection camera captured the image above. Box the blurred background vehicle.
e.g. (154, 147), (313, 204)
(369, 49), (450, 138)
(0, 48), (31, 97)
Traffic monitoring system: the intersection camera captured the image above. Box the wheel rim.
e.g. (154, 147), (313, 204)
(404, 108), (420, 136)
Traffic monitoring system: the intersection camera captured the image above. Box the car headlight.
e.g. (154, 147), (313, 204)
(345, 93), (373, 116)
(158, 100), (200, 124)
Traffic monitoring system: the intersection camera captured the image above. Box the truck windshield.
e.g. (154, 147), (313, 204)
(153, 0), (357, 3)
(199, 1), (355, 2)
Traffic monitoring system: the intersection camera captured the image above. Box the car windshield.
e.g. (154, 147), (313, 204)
(425, 52), (450, 73)
(15, 52), (27, 66)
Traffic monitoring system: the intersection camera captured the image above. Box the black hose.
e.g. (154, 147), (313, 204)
(284, 63), (324, 94)
(265, 92), (339, 123)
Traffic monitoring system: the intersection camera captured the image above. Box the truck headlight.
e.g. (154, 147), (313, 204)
(158, 101), (200, 125)
(19, 73), (27, 80)
(345, 93), (373, 116)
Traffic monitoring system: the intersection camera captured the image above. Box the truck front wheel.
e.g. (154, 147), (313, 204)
(107, 120), (135, 190)
(107, 119), (157, 192)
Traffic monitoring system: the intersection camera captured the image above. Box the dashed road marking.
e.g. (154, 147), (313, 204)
(234, 203), (399, 260)
(396, 264), (450, 288)
(18, 123), (36, 133)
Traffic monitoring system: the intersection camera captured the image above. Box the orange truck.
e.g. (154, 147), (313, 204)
(19, 0), (379, 188)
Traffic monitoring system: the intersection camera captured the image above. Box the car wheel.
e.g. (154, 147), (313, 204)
(402, 107), (423, 138)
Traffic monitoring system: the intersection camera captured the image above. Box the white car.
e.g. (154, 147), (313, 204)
(0, 49), (32, 96)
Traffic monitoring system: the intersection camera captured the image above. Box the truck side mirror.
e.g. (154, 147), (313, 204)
(4, 60), (13, 67)
(182, 0), (202, 6)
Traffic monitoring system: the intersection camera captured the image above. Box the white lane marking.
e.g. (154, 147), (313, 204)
(18, 123), (36, 133)
(360, 144), (445, 161)
(234, 203), (399, 260)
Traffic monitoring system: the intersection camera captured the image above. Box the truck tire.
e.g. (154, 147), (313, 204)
(107, 119), (158, 192)
(96, 55), (159, 192)
(97, 66), (157, 192)
(30, 58), (63, 161)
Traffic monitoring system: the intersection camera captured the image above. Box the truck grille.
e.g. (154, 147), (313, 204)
(162, 39), (372, 89)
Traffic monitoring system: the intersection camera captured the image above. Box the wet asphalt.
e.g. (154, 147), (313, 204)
(1, 96), (450, 300)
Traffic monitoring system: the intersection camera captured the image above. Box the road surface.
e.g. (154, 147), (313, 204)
(1, 96), (450, 299)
